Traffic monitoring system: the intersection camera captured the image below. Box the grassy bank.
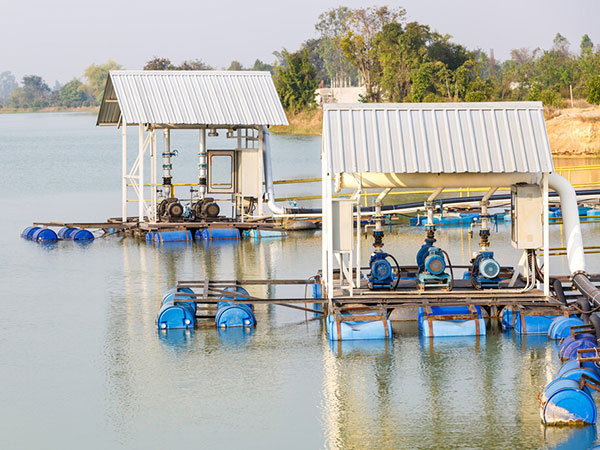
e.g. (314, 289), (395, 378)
(270, 109), (322, 135)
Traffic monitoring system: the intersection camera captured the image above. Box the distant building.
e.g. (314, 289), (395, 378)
(316, 86), (366, 105)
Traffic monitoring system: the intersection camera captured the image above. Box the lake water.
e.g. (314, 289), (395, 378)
(1, 112), (600, 449)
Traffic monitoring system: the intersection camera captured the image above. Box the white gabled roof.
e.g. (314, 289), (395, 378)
(97, 70), (288, 127)
(323, 102), (554, 174)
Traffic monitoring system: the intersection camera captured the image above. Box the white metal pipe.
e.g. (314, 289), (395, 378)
(427, 187), (444, 202)
(198, 129), (207, 200)
(338, 172), (541, 189)
(121, 122), (127, 222)
(480, 187), (497, 238)
(151, 130), (157, 223)
(138, 124), (144, 221)
(261, 126), (285, 215)
(162, 129), (172, 198)
(543, 174), (550, 297)
(548, 173), (586, 273)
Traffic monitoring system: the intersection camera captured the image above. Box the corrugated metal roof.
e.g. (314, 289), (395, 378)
(323, 102), (554, 174)
(97, 70), (288, 126)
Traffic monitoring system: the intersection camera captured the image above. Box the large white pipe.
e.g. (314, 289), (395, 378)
(548, 173), (586, 273)
(261, 126), (285, 215)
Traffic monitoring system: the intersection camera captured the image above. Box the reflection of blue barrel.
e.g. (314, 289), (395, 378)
(540, 377), (597, 425)
(31, 228), (58, 242)
(549, 317), (584, 340)
(560, 339), (598, 361)
(157, 287), (196, 329)
(21, 226), (40, 239)
(559, 359), (600, 377)
(215, 286), (256, 328)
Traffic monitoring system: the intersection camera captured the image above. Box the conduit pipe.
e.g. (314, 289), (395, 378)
(261, 126), (285, 215)
(548, 173), (600, 313)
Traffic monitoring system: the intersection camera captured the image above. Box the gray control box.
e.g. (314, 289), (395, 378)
(511, 184), (543, 249)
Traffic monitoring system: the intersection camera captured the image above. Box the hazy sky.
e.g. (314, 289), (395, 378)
(1, 0), (598, 85)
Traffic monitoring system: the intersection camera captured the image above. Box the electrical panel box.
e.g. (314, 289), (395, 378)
(332, 199), (354, 252)
(511, 184), (543, 249)
(236, 148), (261, 198)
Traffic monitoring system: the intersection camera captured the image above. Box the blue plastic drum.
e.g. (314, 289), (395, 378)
(218, 286), (253, 310)
(31, 228), (58, 242)
(560, 339), (598, 361)
(22, 226), (41, 239)
(549, 317), (585, 340)
(539, 377), (597, 425)
(501, 307), (518, 329)
(157, 301), (196, 329)
(215, 304), (256, 328)
(71, 229), (94, 240)
(558, 359), (600, 377)
(58, 227), (78, 239)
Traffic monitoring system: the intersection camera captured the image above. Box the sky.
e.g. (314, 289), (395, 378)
(1, 0), (598, 85)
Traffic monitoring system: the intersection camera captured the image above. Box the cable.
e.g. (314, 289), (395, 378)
(386, 253), (402, 291)
(440, 249), (454, 290)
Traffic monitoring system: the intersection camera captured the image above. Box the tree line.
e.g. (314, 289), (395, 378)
(1, 5), (599, 112)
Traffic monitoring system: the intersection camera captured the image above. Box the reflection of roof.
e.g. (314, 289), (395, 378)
(323, 102), (554, 174)
(97, 70), (288, 127)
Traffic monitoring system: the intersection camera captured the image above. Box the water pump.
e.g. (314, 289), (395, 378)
(416, 235), (452, 290)
(368, 251), (397, 290)
(470, 251), (502, 289)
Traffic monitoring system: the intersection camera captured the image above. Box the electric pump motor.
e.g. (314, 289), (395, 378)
(416, 239), (452, 290)
(192, 198), (220, 219)
(470, 251), (502, 289)
(158, 198), (184, 221)
(368, 252), (398, 290)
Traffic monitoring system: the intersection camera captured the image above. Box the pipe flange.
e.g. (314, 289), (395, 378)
(570, 270), (589, 281)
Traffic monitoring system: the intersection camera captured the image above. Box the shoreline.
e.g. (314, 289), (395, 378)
(0, 106), (99, 114)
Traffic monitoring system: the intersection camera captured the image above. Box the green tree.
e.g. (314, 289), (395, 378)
(177, 59), (211, 70)
(252, 59), (274, 73)
(587, 75), (600, 105)
(228, 60), (244, 71)
(60, 79), (91, 107)
(340, 6), (406, 101)
(0, 71), (18, 105)
(273, 50), (318, 112)
(581, 34), (594, 54)
(315, 7), (358, 87)
(84, 60), (122, 104)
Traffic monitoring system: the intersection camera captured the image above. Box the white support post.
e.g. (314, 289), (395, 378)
(355, 186), (362, 288)
(543, 173), (550, 297)
(138, 124), (145, 221)
(150, 129), (157, 223)
(321, 141), (329, 302)
(121, 120), (127, 223)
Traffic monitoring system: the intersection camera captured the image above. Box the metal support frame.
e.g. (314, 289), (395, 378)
(543, 173), (550, 297)
(122, 124), (154, 223)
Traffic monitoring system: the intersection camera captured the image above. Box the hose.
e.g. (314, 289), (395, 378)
(386, 253), (401, 291)
(577, 297), (592, 325)
(440, 249), (455, 291)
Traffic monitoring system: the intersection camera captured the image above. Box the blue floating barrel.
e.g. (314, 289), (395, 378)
(71, 229), (94, 240)
(560, 339), (598, 361)
(162, 286), (195, 304)
(514, 313), (560, 335)
(560, 334), (597, 350)
(559, 368), (600, 384)
(153, 230), (192, 243)
(215, 304), (256, 328)
(157, 286), (197, 329)
(58, 227), (79, 239)
(31, 228), (58, 242)
(217, 286), (252, 310)
(418, 306), (486, 337)
(198, 227), (240, 240)
(539, 377), (597, 425)
(327, 313), (392, 341)
(245, 229), (287, 240)
(549, 317), (584, 340)
(558, 359), (600, 377)
(22, 226), (40, 239)
(501, 307), (518, 330)
(157, 301), (195, 329)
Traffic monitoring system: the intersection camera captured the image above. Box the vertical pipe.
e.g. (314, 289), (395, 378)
(356, 188), (361, 287)
(543, 173), (550, 297)
(257, 128), (264, 216)
(138, 124), (144, 221)
(198, 128), (207, 200)
(121, 121), (127, 223)
(151, 129), (157, 223)
(162, 129), (172, 198)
